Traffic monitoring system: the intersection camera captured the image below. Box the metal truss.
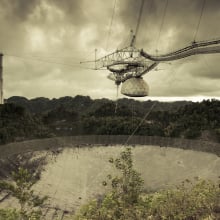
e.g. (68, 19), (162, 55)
(95, 46), (143, 69)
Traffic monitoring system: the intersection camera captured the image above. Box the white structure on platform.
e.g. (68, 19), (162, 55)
(121, 77), (149, 97)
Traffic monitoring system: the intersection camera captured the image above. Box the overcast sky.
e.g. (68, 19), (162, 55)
(0, 0), (220, 101)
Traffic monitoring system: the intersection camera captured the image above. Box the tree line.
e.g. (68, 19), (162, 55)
(1, 96), (220, 144)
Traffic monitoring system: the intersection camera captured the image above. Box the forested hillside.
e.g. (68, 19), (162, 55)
(7, 96), (189, 114)
(0, 103), (52, 144)
(1, 96), (220, 144)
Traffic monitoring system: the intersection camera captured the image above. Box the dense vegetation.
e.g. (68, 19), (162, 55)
(74, 148), (220, 220)
(0, 167), (47, 220)
(0, 103), (52, 144)
(1, 96), (220, 144)
(0, 148), (219, 219)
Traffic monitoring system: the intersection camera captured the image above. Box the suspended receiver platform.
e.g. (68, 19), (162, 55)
(93, 37), (220, 97)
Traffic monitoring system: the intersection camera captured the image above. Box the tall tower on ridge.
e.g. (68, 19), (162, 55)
(0, 53), (3, 104)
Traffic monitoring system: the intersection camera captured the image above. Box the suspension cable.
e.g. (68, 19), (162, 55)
(156, 0), (169, 50)
(105, 0), (117, 51)
(134, 0), (145, 45)
(144, 0), (154, 36)
(124, 102), (156, 145)
(4, 54), (92, 69)
(114, 84), (119, 114)
(193, 0), (206, 41)
(132, 101), (134, 131)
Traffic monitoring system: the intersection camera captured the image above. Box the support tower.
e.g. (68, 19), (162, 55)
(0, 53), (3, 104)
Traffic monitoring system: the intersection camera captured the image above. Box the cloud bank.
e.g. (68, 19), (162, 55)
(0, 0), (220, 100)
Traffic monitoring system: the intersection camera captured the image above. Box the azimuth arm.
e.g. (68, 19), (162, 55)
(141, 40), (220, 62)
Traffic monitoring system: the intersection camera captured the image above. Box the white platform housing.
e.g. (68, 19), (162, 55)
(121, 77), (149, 97)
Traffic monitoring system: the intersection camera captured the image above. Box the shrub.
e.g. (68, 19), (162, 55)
(74, 148), (220, 220)
(0, 209), (20, 220)
(149, 178), (220, 219)
(74, 148), (150, 219)
(0, 167), (47, 220)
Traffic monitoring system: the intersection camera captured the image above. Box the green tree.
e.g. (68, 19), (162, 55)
(0, 167), (47, 220)
(74, 148), (220, 220)
(149, 179), (220, 219)
(0, 209), (20, 220)
(74, 148), (149, 220)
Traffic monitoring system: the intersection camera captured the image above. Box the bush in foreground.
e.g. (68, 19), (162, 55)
(0, 148), (219, 219)
(150, 179), (219, 219)
(0, 167), (47, 220)
(74, 148), (220, 220)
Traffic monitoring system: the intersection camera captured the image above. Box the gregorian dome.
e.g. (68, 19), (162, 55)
(121, 77), (149, 97)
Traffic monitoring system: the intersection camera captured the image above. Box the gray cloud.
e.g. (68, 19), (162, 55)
(0, 0), (40, 21)
(0, 0), (220, 100)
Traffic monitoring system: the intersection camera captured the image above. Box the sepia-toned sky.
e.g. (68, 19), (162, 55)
(0, 0), (220, 101)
